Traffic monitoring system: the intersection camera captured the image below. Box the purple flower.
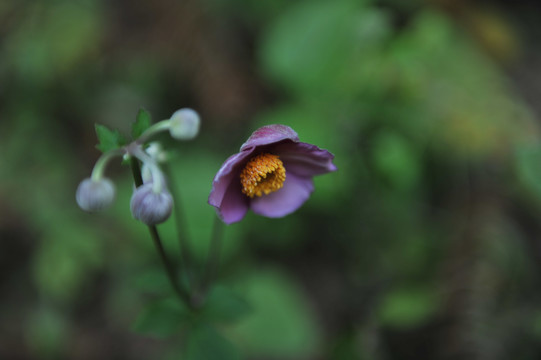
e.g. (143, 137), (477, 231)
(208, 125), (337, 224)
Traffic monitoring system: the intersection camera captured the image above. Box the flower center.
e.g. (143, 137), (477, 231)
(240, 153), (286, 198)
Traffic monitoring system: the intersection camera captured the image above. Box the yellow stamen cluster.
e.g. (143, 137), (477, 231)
(240, 153), (286, 198)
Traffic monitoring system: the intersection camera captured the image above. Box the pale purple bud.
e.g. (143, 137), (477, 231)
(130, 183), (173, 225)
(76, 178), (116, 212)
(169, 108), (200, 140)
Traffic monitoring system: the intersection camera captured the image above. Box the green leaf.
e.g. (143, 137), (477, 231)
(131, 297), (191, 338)
(371, 130), (421, 190)
(377, 287), (439, 329)
(260, 1), (389, 97)
(516, 143), (541, 201)
(228, 269), (321, 358)
(184, 323), (241, 360)
(131, 268), (171, 295)
(94, 123), (127, 153)
(132, 108), (152, 139)
(202, 285), (252, 324)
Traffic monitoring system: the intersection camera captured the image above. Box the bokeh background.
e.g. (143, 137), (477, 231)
(2, 0), (541, 359)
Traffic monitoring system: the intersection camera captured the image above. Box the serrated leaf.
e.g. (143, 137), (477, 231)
(132, 108), (152, 139)
(184, 323), (241, 360)
(94, 124), (127, 153)
(202, 286), (252, 324)
(131, 297), (191, 338)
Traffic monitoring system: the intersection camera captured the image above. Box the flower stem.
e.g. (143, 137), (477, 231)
(129, 145), (165, 193)
(137, 120), (170, 144)
(147, 225), (193, 307)
(163, 163), (194, 290)
(130, 156), (145, 187)
(201, 215), (224, 295)
(91, 149), (124, 181)
(129, 156), (193, 308)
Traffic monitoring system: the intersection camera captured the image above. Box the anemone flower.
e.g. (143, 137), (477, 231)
(208, 124), (337, 224)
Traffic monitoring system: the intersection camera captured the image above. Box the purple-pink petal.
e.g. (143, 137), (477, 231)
(250, 173), (314, 218)
(275, 141), (337, 177)
(216, 180), (249, 224)
(240, 124), (299, 151)
(208, 151), (253, 209)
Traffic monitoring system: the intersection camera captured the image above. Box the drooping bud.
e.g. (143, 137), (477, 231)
(76, 177), (116, 212)
(169, 108), (200, 140)
(130, 183), (173, 225)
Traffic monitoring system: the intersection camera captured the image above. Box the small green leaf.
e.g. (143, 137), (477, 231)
(131, 297), (191, 338)
(132, 108), (152, 139)
(94, 123), (127, 153)
(377, 287), (439, 329)
(202, 286), (252, 324)
(184, 323), (241, 360)
(131, 268), (171, 295)
(371, 130), (421, 190)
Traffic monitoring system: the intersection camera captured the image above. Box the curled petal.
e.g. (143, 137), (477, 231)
(250, 173), (314, 218)
(209, 151), (253, 210)
(215, 181), (250, 224)
(276, 142), (337, 177)
(240, 124), (299, 151)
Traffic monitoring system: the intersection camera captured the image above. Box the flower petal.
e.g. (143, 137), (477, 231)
(276, 142), (338, 177)
(208, 151), (253, 208)
(240, 124), (299, 151)
(216, 181), (249, 224)
(250, 173), (314, 218)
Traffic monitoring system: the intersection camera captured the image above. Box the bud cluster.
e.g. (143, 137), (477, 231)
(76, 108), (201, 226)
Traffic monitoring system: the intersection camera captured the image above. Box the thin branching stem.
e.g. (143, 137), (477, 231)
(129, 156), (193, 308)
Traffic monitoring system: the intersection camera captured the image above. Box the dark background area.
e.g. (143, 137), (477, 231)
(2, 0), (541, 359)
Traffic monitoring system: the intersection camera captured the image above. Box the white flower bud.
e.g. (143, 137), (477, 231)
(130, 183), (173, 225)
(169, 108), (200, 140)
(76, 178), (116, 212)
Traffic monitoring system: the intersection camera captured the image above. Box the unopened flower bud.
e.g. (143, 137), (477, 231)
(169, 108), (200, 140)
(130, 183), (173, 225)
(76, 178), (116, 212)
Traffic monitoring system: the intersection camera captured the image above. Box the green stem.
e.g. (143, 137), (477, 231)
(201, 215), (224, 295)
(137, 120), (170, 144)
(129, 156), (193, 308)
(130, 145), (165, 194)
(130, 156), (145, 187)
(163, 163), (194, 290)
(91, 149), (124, 181)
(147, 225), (193, 307)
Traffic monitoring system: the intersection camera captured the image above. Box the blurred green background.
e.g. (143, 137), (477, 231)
(2, 0), (541, 359)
